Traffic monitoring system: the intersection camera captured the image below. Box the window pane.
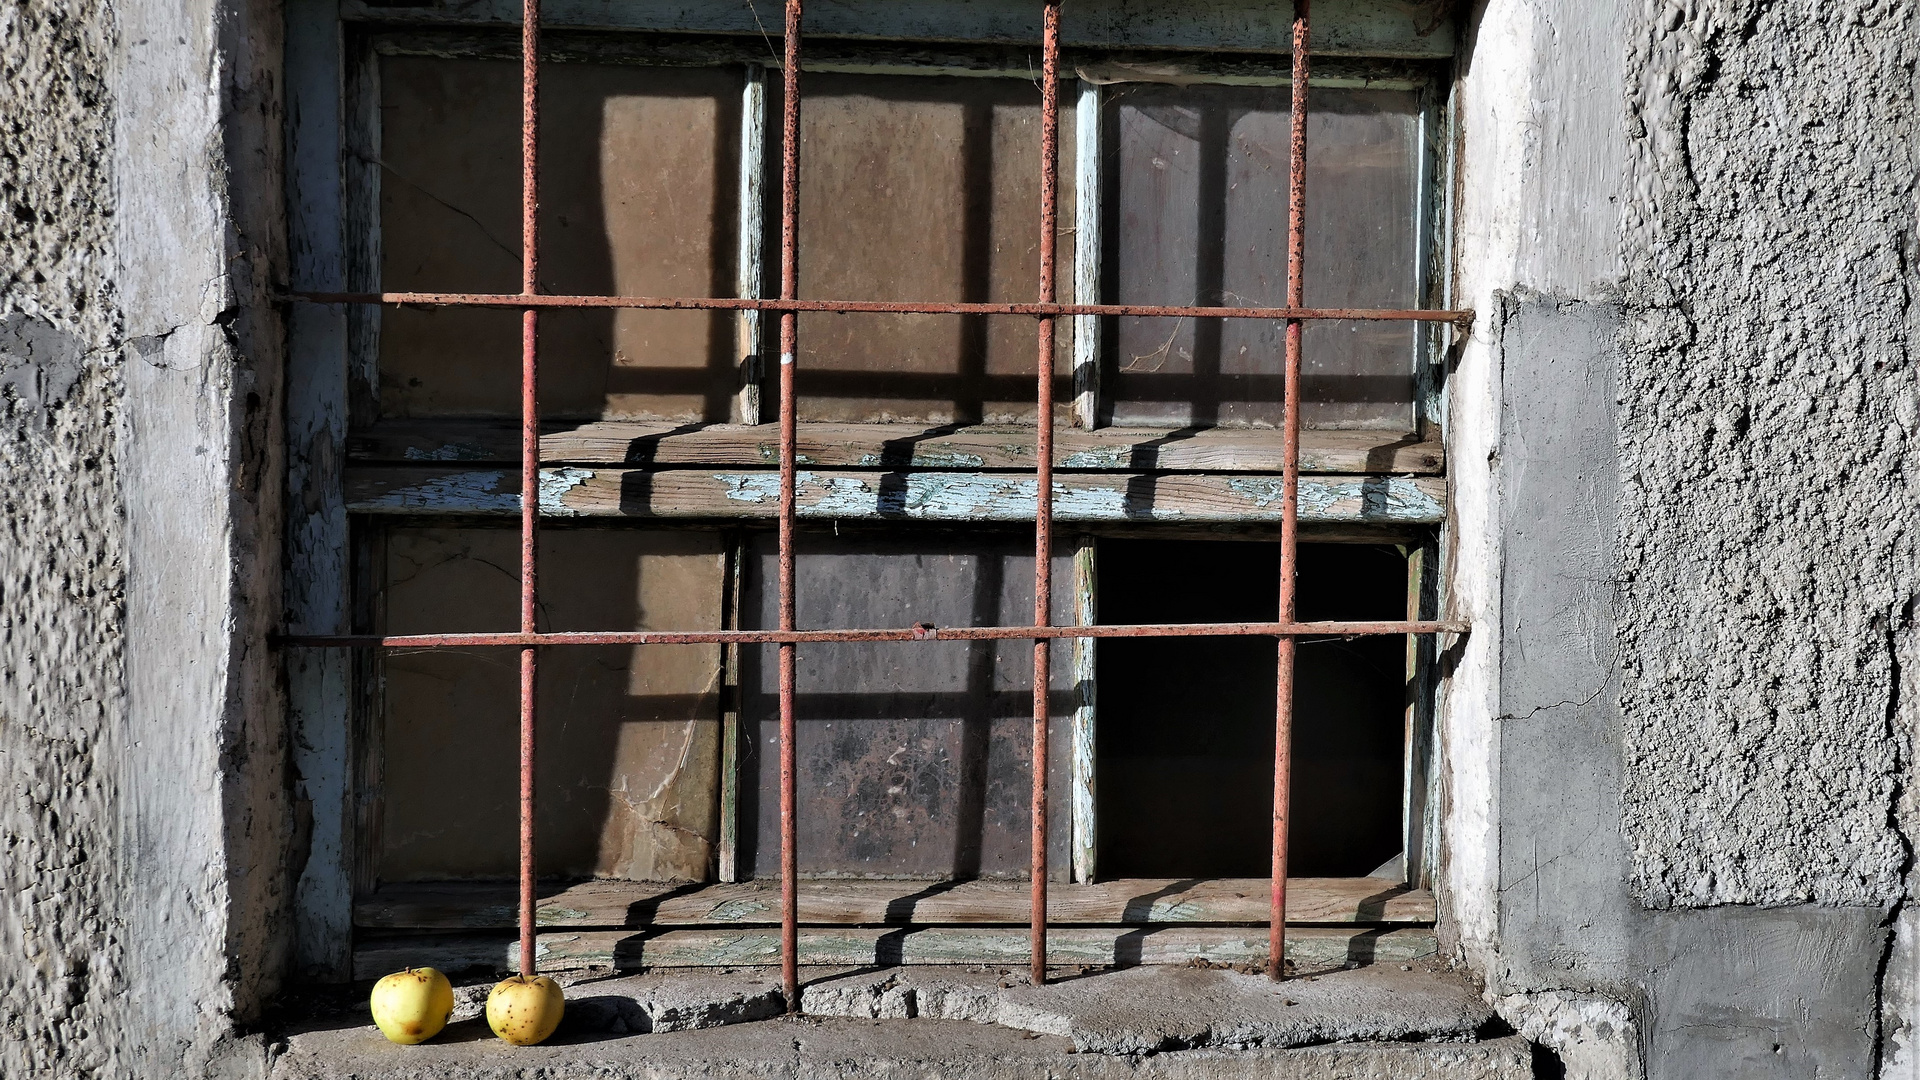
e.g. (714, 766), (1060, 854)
(738, 531), (1071, 878)
(793, 73), (1075, 424)
(377, 527), (725, 882)
(1106, 85), (1420, 429)
(379, 58), (743, 422)
(1096, 539), (1408, 877)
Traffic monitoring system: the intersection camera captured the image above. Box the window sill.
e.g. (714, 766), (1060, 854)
(353, 877), (1436, 981)
(265, 967), (1523, 1080)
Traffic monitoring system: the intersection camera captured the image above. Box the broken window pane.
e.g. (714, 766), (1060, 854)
(1096, 539), (1408, 877)
(1105, 85), (1421, 429)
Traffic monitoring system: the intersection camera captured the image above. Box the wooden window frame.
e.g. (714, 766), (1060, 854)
(284, 0), (1462, 984)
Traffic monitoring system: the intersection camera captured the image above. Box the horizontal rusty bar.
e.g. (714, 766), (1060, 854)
(292, 290), (1473, 326)
(278, 619), (1468, 648)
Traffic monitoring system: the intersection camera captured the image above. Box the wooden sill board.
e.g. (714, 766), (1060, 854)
(345, 466), (1446, 523)
(350, 421), (1444, 475)
(353, 925), (1437, 979)
(358, 877), (1435, 930)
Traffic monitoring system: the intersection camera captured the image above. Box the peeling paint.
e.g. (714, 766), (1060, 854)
(1061, 448), (1129, 468)
(854, 450), (989, 468)
(1230, 476), (1447, 521)
(362, 468), (1448, 523)
(754, 442), (816, 465)
(538, 466), (595, 516)
(706, 897), (776, 923)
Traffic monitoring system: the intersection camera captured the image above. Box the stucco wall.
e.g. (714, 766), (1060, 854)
(2, 0), (293, 1076)
(1, 2), (129, 1076)
(1449, 0), (1919, 1077)
(1618, 0), (1918, 912)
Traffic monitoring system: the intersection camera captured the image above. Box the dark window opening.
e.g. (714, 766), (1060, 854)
(1096, 538), (1408, 878)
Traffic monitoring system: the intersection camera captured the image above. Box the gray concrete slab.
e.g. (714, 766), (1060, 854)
(1641, 906), (1885, 1079)
(552, 970), (789, 1034)
(999, 965), (1495, 1054)
(268, 1016), (1533, 1080)
(802, 964), (1495, 1054)
(281, 963), (1498, 1074)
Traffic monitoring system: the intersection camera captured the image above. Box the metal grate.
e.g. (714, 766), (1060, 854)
(289, 0), (1470, 1004)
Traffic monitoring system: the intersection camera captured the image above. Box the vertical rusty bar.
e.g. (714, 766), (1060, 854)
(1031, 0), (1061, 988)
(1271, 0), (1309, 983)
(777, 0), (804, 1013)
(517, 0), (541, 980)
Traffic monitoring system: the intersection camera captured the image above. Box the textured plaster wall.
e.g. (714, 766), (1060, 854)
(1618, 0), (1919, 911)
(1450, 0), (1919, 1076)
(1, 2), (129, 1076)
(2, 0), (293, 1076)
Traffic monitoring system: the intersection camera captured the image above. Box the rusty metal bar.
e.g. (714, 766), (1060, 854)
(776, 0), (803, 1014)
(1271, 0), (1309, 983)
(1030, 0), (1061, 988)
(517, 0), (541, 982)
(282, 619), (1468, 649)
(294, 290), (1470, 325)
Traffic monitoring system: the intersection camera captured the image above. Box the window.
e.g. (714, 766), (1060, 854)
(284, 0), (1465, 990)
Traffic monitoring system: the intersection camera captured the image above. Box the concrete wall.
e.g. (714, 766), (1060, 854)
(1, 0), (293, 1076)
(1446, 1), (1920, 1077)
(1, 3), (129, 1076)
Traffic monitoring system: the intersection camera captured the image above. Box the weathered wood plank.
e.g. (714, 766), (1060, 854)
(1072, 80), (1102, 429)
(353, 924), (1436, 979)
(338, 0), (1457, 59)
(284, 0), (356, 983)
(735, 65), (767, 425)
(349, 420), (1444, 474)
(346, 466), (1446, 524)
(1069, 540), (1098, 883)
(342, 26), (383, 428)
(717, 533), (747, 884)
(357, 877), (1435, 930)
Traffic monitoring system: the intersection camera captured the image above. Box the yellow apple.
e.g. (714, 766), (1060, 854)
(486, 974), (565, 1046)
(369, 967), (455, 1045)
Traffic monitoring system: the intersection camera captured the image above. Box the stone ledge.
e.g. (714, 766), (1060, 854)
(271, 1015), (1531, 1080)
(269, 966), (1519, 1079)
(802, 965), (1495, 1053)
